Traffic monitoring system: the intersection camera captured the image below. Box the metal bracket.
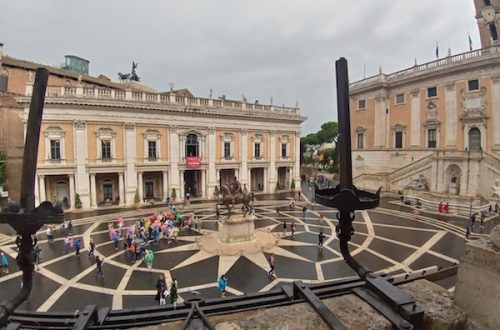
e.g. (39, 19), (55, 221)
(72, 305), (98, 330)
(182, 299), (214, 330)
(293, 281), (347, 330)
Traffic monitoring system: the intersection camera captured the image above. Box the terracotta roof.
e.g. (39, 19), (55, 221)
(1, 56), (125, 90)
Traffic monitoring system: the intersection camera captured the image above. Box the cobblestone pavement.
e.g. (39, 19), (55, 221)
(0, 195), (478, 313)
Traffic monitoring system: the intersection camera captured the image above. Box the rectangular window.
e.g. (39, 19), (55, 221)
(50, 140), (61, 160)
(358, 99), (366, 109)
(427, 87), (437, 98)
(428, 129), (437, 148)
(281, 143), (287, 158)
(255, 143), (261, 158)
(357, 134), (364, 149)
(395, 132), (403, 149)
(396, 93), (405, 104)
(148, 141), (157, 159)
(101, 140), (111, 159)
(224, 142), (231, 159)
(468, 79), (479, 91)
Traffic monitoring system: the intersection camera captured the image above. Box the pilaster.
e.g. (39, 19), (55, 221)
(410, 90), (421, 147)
(240, 129), (248, 186)
(73, 120), (90, 209)
(445, 83), (457, 147)
(124, 122), (137, 206)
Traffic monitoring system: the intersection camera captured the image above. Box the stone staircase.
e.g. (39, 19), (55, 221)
(354, 153), (434, 192)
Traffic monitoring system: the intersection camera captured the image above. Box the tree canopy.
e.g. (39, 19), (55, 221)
(301, 121), (338, 146)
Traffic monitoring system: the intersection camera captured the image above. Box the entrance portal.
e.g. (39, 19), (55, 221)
(184, 170), (201, 197)
(250, 168), (264, 191)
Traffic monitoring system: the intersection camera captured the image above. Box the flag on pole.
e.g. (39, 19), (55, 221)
(468, 33), (473, 51)
(435, 41), (439, 59)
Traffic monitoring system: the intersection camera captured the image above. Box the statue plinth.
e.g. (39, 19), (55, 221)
(218, 214), (256, 243)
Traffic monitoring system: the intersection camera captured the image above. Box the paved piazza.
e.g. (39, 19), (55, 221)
(0, 199), (470, 312)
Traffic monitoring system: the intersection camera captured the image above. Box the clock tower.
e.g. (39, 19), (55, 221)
(474, 0), (500, 47)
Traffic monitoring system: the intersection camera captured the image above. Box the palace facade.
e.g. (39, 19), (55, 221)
(350, 0), (500, 202)
(0, 47), (304, 210)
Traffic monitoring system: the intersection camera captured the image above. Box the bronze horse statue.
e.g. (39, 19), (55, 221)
(216, 184), (254, 218)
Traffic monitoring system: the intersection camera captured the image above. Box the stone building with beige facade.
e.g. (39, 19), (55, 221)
(350, 0), (500, 207)
(0, 45), (304, 210)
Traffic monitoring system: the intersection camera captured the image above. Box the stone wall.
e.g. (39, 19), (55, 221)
(454, 233), (500, 329)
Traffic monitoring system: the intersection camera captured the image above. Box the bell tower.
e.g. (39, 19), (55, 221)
(474, 0), (500, 47)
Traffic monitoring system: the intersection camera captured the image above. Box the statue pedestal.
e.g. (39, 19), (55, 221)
(196, 213), (279, 256)
(448, 186), (458, 195)
(218, 214), (256, 243)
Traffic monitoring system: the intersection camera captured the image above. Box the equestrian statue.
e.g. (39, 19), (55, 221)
(216, 177), (254, 218)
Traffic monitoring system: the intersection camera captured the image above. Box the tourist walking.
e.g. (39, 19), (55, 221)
(465, 224), (471, 239)
(318, 231), (325, 249)
(283, 221), (287, 237)
(268, 253), (276, 278)
(46, 226), (54, 243)
(480, 212), (486, 229)
(291, 222), (296, 239)
(170, 280), (178, 309)
(144, 249), (154, 272)
(67, 220), (73, 235)
(95, 256), (104, 278)
(155, 274), (166, 304)
(489, 204), (493, 215)
(63, 235), (70, 254)
(74, 238), (81, 256)
(302, 206), (307, 217)
(470, 213), (477, 229)
(88, 238), (95, 259)
(32, 245), (42, 271)
(112, 233), (120, 251)
(218, 274), (228, 297)
(1, 252), (9, 275)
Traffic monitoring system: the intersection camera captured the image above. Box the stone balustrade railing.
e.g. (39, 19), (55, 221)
(35, 85), (300, 115)
(350, 46), (500, 91)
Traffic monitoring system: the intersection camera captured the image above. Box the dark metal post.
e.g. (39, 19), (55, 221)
(0, 68), (64, 326)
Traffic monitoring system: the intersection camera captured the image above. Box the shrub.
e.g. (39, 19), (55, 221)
(213, 185), (220, 196)
(171, 188), (177, 200)
(134, 189), (140, 204)
(290, 179), (296, 190)
(75, 193), (82, 209)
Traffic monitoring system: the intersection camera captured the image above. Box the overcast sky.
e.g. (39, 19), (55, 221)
(0, 0), (479, 135)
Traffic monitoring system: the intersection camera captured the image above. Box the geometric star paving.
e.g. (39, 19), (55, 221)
(0, 199), (466, 312)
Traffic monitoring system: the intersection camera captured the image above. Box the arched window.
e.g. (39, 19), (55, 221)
(469, 127), (481, 150)
(186, 134), (199, 157)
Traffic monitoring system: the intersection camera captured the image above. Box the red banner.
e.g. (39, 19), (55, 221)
(186, 156), (201, 168)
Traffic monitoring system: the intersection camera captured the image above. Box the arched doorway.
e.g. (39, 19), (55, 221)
(468, 127), (481, 151)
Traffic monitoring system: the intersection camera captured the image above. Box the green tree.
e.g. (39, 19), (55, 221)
(171, 188), (177, 200)
(291, 178), (296, 190)
(317, 121), (338, 144)
(304, 133), (319, 146)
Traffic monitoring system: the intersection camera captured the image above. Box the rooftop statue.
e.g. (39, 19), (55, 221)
(118, 61), (140, 82)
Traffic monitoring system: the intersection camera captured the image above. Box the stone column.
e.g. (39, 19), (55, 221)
(124, 123), (137, 206)
(409, 89), (421, 147)
(374, 96), (389, 148)
(169, 125), (180, 195)
(264, 168), (269, 193)
(69, 174), (75, 210)
(162, 171), (168, 201)
(240, 129), (248, 186)
(201, 170), (206, 198)
(137, 171), (143, 202)
(216, 169), (220, 187)
(39, 175), (46, 202)
(294, 131), (301, 186)
(269, 131), (277, 192)
(118, 172), (125, 206)
(34, 172), (40, 206)
(445, 84), (457, 147)
(90, 173), (97, 208)
(207, 127), (217, 196)
(179, 170), (185, 199)
(492, 76), (500, 151)
(74, 120), (90, 208)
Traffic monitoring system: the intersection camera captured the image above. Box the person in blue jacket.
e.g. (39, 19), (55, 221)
(218, 274), (228, 297)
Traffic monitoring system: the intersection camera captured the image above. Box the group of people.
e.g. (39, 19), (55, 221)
(155, 274), (178, 307)
(437, 202), (450, 213)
